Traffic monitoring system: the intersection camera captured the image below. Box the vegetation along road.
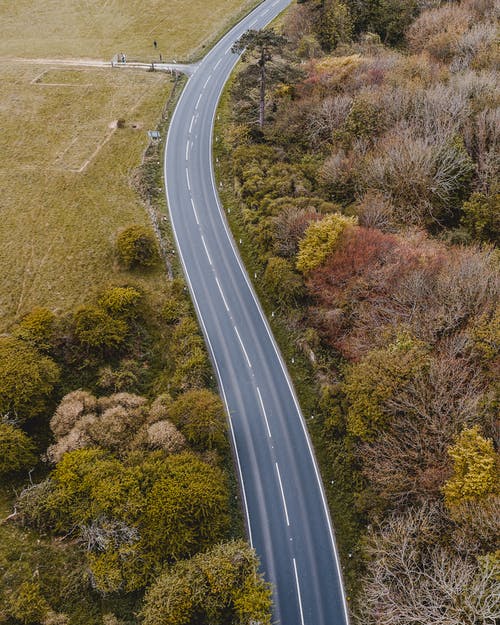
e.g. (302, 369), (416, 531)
(164, 0), (349, 623)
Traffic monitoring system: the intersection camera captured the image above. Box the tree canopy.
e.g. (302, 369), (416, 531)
(0, 337), (60, 422)
(0, 423), (37, 476)
(18, 449), (231, 593)
(142, 541), (272, 625)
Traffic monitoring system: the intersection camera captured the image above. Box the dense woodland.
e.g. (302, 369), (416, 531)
(0, 177), (271, 620)
(219, 0), (499, 622)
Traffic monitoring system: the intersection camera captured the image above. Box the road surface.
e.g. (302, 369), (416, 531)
(164, 1), (349, 623)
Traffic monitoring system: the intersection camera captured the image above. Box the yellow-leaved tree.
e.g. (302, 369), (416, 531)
(443, 426), (499, 508)
(296, 213), (357, 274)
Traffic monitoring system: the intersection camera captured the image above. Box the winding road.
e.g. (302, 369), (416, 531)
(164, 1), (349, 623)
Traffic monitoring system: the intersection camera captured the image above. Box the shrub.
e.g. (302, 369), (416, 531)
(360, 130), (475, 227)
(443, 425), (499, 507)
(348, 0), (419, 44)
(143, 451), (231, 560)
(170, 318), (210, 392)
(0, 423), (37, 476)
(469, 306), (500, 364)
(0, 337), (60, 422)
(344, 333), (429, 440)
(461, 191), (500, 244)
(50, 390), (97, 438)
(40, 449), (230, 574)
(97, 359), (141, 393)
(317, 1), (353, 51)
(14, 307), (57, 352)
(372, 0), (419, 46)
(142, 541), (272, 625)
(355, 190), (396, 231)
(270, 198), (327, 258)
(146, 420), (186, 453)
(168, 389), (228, 452)
(263, 257), (304, 306)
(319, 149), (358, 202)
(342, 95), (386, 142)
(116, 225), (158, 268)
(97, 286), (142, 319)
(86, 404), (144, 452)
(306, 95), (353, 146)
(6, 582), (50, 625)
(358, 351), (487, 507)
(358, 504), (500, 625)
(306, 225), (398, 305)
(296, 213), (357, 274)
(73, 306), (128, 351)
(406, 3), (472, 59)
(48, 392), (149, 461)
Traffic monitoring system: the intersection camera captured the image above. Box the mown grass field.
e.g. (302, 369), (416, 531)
(0, 0), (259, 61)
(0, 64), (174, 331)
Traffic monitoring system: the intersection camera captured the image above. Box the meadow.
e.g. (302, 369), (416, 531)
(0, 64), (173, 330)
(0, 0), (259, 62)
(0, 0), (259, 331)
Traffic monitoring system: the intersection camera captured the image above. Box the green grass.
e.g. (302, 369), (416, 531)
(0, 0), (261, 62)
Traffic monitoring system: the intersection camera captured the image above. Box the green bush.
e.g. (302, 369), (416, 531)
(170, 317), (210, 392)
(116, 225), (158, 268)
(168, 389), (228, 452)
(21, 450), (231, 592)
(443, 426), (499, 508)
(264, 256), (304, 306)
(14, 307), (57, 352)
(0, 423), (37, 476)
(73, 306), (128, 351)
(0, 336), (60, 422)
(97, 286), (143, 319)
(6, 582), (50, 625)
(142, 541), (272, 625)
(461, 192), (500, 244)
(344, 333), (429, 440)
(318, 1), (353, 51)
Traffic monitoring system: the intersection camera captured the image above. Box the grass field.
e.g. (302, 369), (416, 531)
(0, 0), (259, 331)
(0, 0), (260, 62)
(0, 64), (174, 330)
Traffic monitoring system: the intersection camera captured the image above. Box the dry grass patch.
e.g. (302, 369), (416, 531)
(0, 0), (260, 62)
(0, 64), (173, 330)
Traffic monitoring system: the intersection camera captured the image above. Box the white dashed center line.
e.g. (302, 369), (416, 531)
(234, 326), (252, 368)
(256, 387), (272, 438)
(190, 198), (199, 225)
(293, 558), (306, 625)
(275, 463), (290, 526)
(215, 276), (230, 312)
(200, 235), (212, 265)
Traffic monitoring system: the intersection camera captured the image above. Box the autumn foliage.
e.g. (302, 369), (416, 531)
(221, 0), (500, 621)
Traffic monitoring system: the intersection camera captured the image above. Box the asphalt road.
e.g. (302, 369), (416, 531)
(164, 1), (349, 623)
